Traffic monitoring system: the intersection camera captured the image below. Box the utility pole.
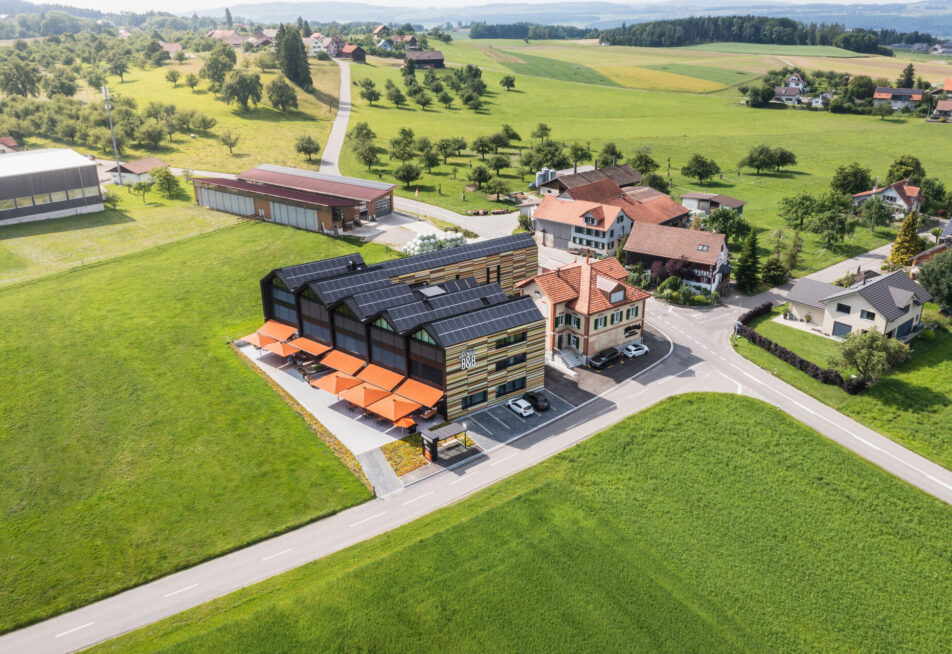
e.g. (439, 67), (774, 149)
(102, 86), (123, 186)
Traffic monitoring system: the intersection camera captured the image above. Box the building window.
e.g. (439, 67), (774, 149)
(301, 320), (331, 344)
(860, 310), (876, 321)
(49, 190), (68, 203)
(461, 390), (487, 410)
(411, 329), (437, 345)
(593, 316), (607, 330)
(82, 186), (100, 198)
(409, 358), (442, 386)
(836, 303), (851, 314)
(495, 331), (527, 349)
(495, 352), (526, 371)
(66, 188), (85, 200)
(610, 290), (624, 304)
(555, 314), (566, 328)
(568, 334), (580, 350)
(568, 314), (581, 329)
(697, 244), (709, 252)
(14, 196), (32, 208)
(625, 306), (640, 320)
(32, 193), (51, 205)
(270, 278), (297, 324)
(496, 264), (501, 283)
(496, 377), (526, 397)
(486, 267), (491, 284)
(0, 198), (14, 211)
(611, 310), (623, 325)
(372, 345), (406, 372)
(373, 317), (394, 331)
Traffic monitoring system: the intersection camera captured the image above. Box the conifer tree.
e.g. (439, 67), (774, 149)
(734, 230), (761, 293)
(277, 24), (313, 91)
(888, 212), (925, 266)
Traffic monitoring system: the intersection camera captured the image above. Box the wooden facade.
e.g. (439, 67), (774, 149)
(390, 246), (538, 296)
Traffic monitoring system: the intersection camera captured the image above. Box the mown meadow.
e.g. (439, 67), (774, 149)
(96, 394), (952, 652)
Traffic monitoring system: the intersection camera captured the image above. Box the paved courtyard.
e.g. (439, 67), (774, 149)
(461, 388), (576, 451)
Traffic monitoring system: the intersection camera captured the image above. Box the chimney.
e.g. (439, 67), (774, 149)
(586, 250), (590, 265)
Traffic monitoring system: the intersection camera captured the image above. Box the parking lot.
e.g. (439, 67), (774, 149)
(461, 388), (576, 451)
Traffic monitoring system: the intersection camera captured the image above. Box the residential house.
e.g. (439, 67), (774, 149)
(531, 195), (633, 256)
(392, 34), (419, 49)
(0, 135), (18, 154)
(680, 192), (746, 219)
(809, 91), (833, 109)
(851, 179), (922, 217)
(340, 44), (366, 63)
(321, 37), (345, 57)
(931, 99), (952, 120)
(159, 41), (182, 55)
(247, 32), (271, 48)
(911, 42), (931, 53)
(622, 223), (729, 293)
(537, 164), (642, 196)
(931, 41), (952, 55)
(910, 243), (948, 277)
(785, 73), (808, 91)
(616, 185), (690, 227)
(786, 271), (932, 339)
(261, 28), (279, 39)
(772, 86), (801, 105)
(405, 50), (444, 68)
(206, 30), (246, 48)
(373, 24), (391, 37)
(515, 257), (650, 366)
(103, 157), (166, 185)
(376, 38), (394, 52)
(873, 87), (924, 110)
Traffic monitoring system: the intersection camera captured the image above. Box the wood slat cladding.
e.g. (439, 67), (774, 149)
(443, 320), (545, 420)
(390, 245), (537, 296)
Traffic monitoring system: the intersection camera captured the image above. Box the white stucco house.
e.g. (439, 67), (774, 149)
(851, 179), (922, 217)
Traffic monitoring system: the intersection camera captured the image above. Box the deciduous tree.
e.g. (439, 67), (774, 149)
(832, 330), (909, 383)
(267, 77), (298, 111)
(393, 162), (422, 188)
(219, 129), (239, 154)
(597, 142), (623, 167)
(484, 177), (511, 200)
(151, 166), (180, 198)
(860, 196), (892, 232)
(886, 154), (925, 184)
(468, 164), (491, 189)
(294, 135), (320, 161)
(917, 250), (952, 310)
(681, 153), (720, 184)
(165, 69), (180, 86)
(830, 162), (872, 195)
(499, 75), (516, 91)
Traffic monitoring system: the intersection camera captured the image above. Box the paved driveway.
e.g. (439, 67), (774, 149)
(461, 389), (575, 451)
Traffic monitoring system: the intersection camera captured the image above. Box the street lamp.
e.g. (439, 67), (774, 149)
(101, 86), (123, 186)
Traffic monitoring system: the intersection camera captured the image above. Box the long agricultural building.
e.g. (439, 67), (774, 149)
(0, 149), (103, 225)
(192, 165), (396, 233)
(260, 234), (544, 420)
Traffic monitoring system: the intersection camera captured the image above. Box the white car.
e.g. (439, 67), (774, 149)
(507, 398), (535, 417)
(623, 343), (650, 358)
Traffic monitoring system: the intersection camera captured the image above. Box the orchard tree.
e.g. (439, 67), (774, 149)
(185, 73), (199, 91)
(917, 250), (952, 310)
(642, 172), (669, 194)
(136, 123), (165, 149)
(831, 162), (872, 195)
(568, 142), (589, 173)
(221, 71), (262, 110)
(151, 167), (180, 198)
(773, 147), (797, 171)
(393, 162), (422, 188)
(413, 91), (432, 110)
(807, 192), (857, 249)
(846, 75), (875, 100)
(681, 153), (720, 184)
(437, 91), (453, 108)
(471, 135), (493, 160)
(294, 135), (321, 160)
(0, 57), (40, 96)
(597, 142), (623, 168)
(109, 58), (129, 82)
(358, 78), (380, 105)
(195, 114), (217, 135)
(629, 148), (659, 175)
(353, 140), (380, 170)
(469, 164), (491, 189)
(499, 75), (516, 91)
(348, 121), (376, 142)
(832, 330), (909, 383)
(872, 103), (894, 121)
(501, 124), (521, 143)
(778, 194), (816, 231)
(267, 77), (298, 112)
(131, 179), (154, 202)
(219, 129), (240, 154)
(531, 122), (550, 143)
(488, 154), (509, 175)
(419, 148), (440, 173)
(165, 69), (181, 86)
(387, 86), (406, 107)
(435, 138), (456, 164)
(200, 43), (236, 90)
(704, 207), (750, 246)
(484, 177), (511, 201)
(737, 144), (776, 175)
(860, 197), (893, 232)
(887, 154), (926, 184)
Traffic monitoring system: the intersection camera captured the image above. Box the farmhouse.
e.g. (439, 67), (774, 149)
(158, 41), (182, 54)
(392, 34), (419, 49)
(851, 179), (922, 216)
(373, 24), (391, 37)
(258, 234), (543, 420)
(537, 164), (642, 196)
(785, 73), (808, 91)
(191, 165), (396, 231)
(405, 50), (444, 68)
(931, 99), (952, 120)
(0, 148), (104, 225)
(102, 157), (166, 185)
(0, 135), (18, 153)
(531, 195), (633, 256)
(786, 272), (931, 339)
(772, 86), (801, 105)
(873, 88), (924, 110)
(622, 223), (729, 293)
(680, 192), (746, 218)
(205, 29), (245, 48)
(340, 44), (366, 63)
(376, 39), (393, 51)
(516, 257), (650, 367)
(321, 37), (345, 57)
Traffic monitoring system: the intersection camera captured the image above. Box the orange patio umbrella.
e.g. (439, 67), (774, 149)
(367, 395), (422, 421)
(258, 319), (297, 342)
(240, 332), (276, 348)
(310, 371), (361, 395)
(288, 337), (330, 357)
(321, 349), (367, 376)
(394, 416), (416, 429)
(393, 378), (443, 408)
(339, 382), (390, 408)
(264, 341), (301, 358)
(356, 364), (405, 392)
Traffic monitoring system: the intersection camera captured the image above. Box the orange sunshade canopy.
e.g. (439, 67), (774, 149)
(264, 341), (301, 357)
(321, 349), (366, 376)
(393, 378), (444, 408)
(356, 364), (405, 392)
(310, 371), (361, 394)
(288, 337), (330, 357)
(366, 395), (421, 421)
(258, 319), (297, 342)
(240, 332), (276, 348)
(394, 416), (416, 429)
(339, 382), (390, 408)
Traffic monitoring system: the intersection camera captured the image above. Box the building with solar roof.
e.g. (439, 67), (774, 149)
(0, 149), (104, 225)
(191, 165), (396, 232)
(258, 234), (545, 419)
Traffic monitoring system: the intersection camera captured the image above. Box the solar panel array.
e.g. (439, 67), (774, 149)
(438, 277), (479, 294)
(427, 296), (544, 347)
(381, 234), (534, 278)
(383, 284), (508, 334)
(310, 268), (392, 304)
(347, 284), (418, 319)
(276, 254), (367, 290)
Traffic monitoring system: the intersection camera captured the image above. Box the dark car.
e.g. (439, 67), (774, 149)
(522, 391), (550, 412)
(589, 348), (621, 370)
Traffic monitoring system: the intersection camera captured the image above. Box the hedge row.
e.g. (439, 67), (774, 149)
(736, 302), (865, 394)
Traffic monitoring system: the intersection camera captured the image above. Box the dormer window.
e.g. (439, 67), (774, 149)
(584, 215), (597, 226)
(610, 289), (624, 303)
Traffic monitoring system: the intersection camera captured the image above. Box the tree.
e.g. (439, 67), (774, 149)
(136, 123), (165, 149)
(393, 162), (422, 188)
(629, 149), (659, 175)
(831, 162), (872, 195)
(888, 211), (924, 265)
(500, 124), (521, 143)
(471, 135), (493, 160)
(681, 153), (720, 184)
(451, 137), (467, 156)
(531, 122), (550, 143)
(642, 172), (669, 194)
(499, 75), (516, 91)
(108, 58), (129, 82)
(761, 255), (788, 286)
(807, 192), (858, 249)
(353, 140), (380, 170)
(41, 72), (77, 97)
(488, 132), (510, 153)
(917, 250), (952, 310)
(846, 75), (875, 100)
(267, 77), (298, 111)
(488, 154), (509, 175)
(195, 114), (217, 135)
(173, 50), (187, 64)
(435, 138), (456, 164)
(419, 148), (440, 173)
(185, 73), (199, 91)
(221, 71), (262, 110)
(704, 207), (750, 246)
(469, 165), (491, 189)
(200, 43), (236, 90)
(484, 177), (511, 200)
(896, 63), (915, 89)
(276, 24), (313, 90)
(165, 69), (181, 86)
(747, 84), (770, 107)
(782, 230), (804, 273)
(832, 330), (910, 384)
(737, 144), (776, 175)
(860, 197), (892, 232)
(887, 154), (926, 184)
(225, 7), (233, 28)
(437, 91), (453, 109)
(0, 57), (40, 96)
(872, 103), (894, 121)
(219, 129), (239, 154)
(566, 142), (589, 173)
(597, 142), (623, 168)
(151, 166), (180, 198)
(176, 109), (197, 132)
(387, 86), (406, 107)
(358, 79), (380, 105)
(773, 147), (797, 171)
(348, 121), (376, 142)
(734, 230), (761, 293)
(294, 135), (321, 161)
(919, 177), (948, 214)
(778, 194), (816, 231)
(162, 115), (178, 141)
(413, 91), (432, 110)
(131, 179), (153, 202)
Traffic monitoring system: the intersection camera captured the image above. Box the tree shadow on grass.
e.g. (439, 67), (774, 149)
(866, 378), (949, 412)
(233, 106), (318, 123)
(0, 209), (134, 240)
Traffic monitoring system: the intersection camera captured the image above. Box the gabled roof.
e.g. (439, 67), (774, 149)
(104, 156), (166, 175)
(540, 164), (642, 191)
(623, 190), (691, 225)
(342, 44), (363, 54)
(392, 34), (418, 43)
(405, 50), (442, 60)
(238, 165), (395, 202)
(935, 100), (952, 112)
(623, 223), (726, 266)
(381, 281), (507, 334)
(159, 41), (181, 53)
(822, 271), (932, 321)
(424, 295), (543, 347)
(372, 24), (389, 35)
(516, 258), (650, 316)
(911, 243), (949, 266)
(852, 179), (921, 207)
(271, 254), (368, 291)
(774, 86), (800, 97)
(873, 87), (923, 100)
(787, 278), (840, 310)
(191, 177), (359, 208)
(680, 192), (746, 209)
(0, 135), (18, 148)
(532, 195), (625, 230)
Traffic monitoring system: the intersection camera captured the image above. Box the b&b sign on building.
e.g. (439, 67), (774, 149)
(460, 348), (477, 370)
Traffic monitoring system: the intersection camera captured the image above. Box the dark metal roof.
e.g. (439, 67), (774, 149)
(787, 278), (840, 310)
(192, 177), (359, 208)
(405, 50), (444, 61)
(382, 283), (508, 334)
(308, 268), (392, 305)
(381, 233), (535, 278)
(342, 284), (418, 321)
(824, 271), (932, 321)
(273, 254), (368, 291)
(421, 422), (466, 444)
(540, 164), (642, 190)
(425, 295), (544, 347)
(237, 165), (395, 202)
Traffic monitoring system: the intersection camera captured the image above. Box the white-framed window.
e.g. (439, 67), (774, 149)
(555, 314), (566, 327)
(593, 316), (607, 330)
(626, 306), (640, 320)
(568, 334), (580, 350)
(568, 314), (581, 329)
(611, 310), (623, 325)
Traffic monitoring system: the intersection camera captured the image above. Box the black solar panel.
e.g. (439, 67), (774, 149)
(427, 296), (543, 347)
(439, 277), (479, 294)
(310, 268), (391, 304)
(384, 284), (509, 333)
(347, 284), (417, 319)
(381, 234), (534, 278)
(275, 254), (367, 290)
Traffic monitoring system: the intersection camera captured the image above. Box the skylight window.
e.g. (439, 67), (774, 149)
(697, 244), (709, 251)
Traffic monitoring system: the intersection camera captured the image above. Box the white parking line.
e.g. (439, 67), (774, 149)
(261, 548), (293, 562)
(491, 452), (519, 466)
(402, 491), (435, 506)
(448, 471), (479, 486)
(55, 622), (95, 639)
(487, 412), (510, 429)
(163, 583), (199, 598)
(349, 511), (386, 527)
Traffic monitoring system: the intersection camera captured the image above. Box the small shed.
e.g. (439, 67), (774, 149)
(405, 50), (444, 69)
(103, 157), (166, 185)
(420, 422), (468, 462)
(341, 44), (366, 64)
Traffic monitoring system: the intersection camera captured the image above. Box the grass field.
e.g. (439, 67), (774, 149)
(642, 63), (761, 87)
(496, 49), (621, 86)
(735, 305), (952, 469)
(677, 42), (864, 57)
(0, 183), (238, 287)
(26, 54), (339, 174)
(0, 221), (397, 633)
(96, 393), (952, 652)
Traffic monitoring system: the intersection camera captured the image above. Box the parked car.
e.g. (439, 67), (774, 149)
(622, 343), (649, 358)
(589, 348), (620, 370)
(507, 398), (535, 417)
(522, 391), (550, 412)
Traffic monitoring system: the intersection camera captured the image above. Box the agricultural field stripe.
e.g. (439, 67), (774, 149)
(54, 622), (94, 639)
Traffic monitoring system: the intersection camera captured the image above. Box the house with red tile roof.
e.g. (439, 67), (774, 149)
(340, 44), (366, 63)
(931, 99), (952, 121)
(873, 87), (924, 110)
(851, 179), (922, 217)
(206, 29), (246, 48)
(373, 24), (391, 37)
(0, 135), (18, 154)
(680, 192), (746, 218)
(623, 222), (730, 293)
(530, 194), (632, 257)
(516, 258), (650, 364)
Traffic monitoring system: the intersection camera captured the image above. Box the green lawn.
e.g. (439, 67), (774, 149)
(735, 305), (952, 469)
(97, 394), (952, 652)
(642, 63), (761, 87)
(745, 306), (845, 368)
(0, 183), (237, 287)
(0, 221), (397, 633)
(677, 42), (865, 57)
(496, 49), (622, 86)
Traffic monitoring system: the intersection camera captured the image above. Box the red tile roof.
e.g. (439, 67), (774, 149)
(342, 44), (362, 54)
(873, 87), (923, 100)
(935, 99), (952, 112)
(852, 179), (921, 207)
(532, 195), (623, 229)
(945, 78), (952, 92)
(623, 223), (726, 266)
(104, 156), (166, 175)
(560, 179), (688, 226)
(0, 135), (18, 148)
(516, 258), (650, 316)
